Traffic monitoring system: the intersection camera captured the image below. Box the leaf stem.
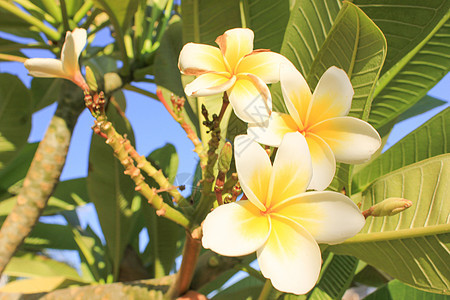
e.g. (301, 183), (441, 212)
(73, 0), (93, 24)
(13, 0), (57, 25)
(258, 279), (274, 300)
(0, 1), (60, 41)
(59, 0), (71, 32)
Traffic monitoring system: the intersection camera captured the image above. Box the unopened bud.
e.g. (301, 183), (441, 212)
(369, 198), (412, 217)
(218, 142), (232, 174)
(104, 72), (123, 93)
(85, 66), (98, 92)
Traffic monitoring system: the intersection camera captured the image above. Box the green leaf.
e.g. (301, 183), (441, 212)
(271, 0), (342, 112)
(364, 280), (448, 300)
(4, 252), (82, 281)
(87, 99), (140, 280)
(307, 2), (387, 121)
(353, 108), (449, 193)
(368, 12), (450, 129)
(355, 0), (449, 75)
(0, 276), (86, 293)
(30, 78), (64, 112)
(0, 7), (44, 41)
(0, 73), (32, 170)
(397, 95), (447, 123)
(308, 254), (358, 300)
(23, 222), (78, 251)
(0, 142), (38, 196)
(354, 264), (391, 288)
(212, 276), (264, 300)
(330, 154), (450, 294)
(93, 0), (138, 32)
(143, 144), (183, 277)
(0, 37), (27, 60)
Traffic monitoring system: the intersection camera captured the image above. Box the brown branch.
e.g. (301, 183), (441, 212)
(0, 83), (84, 275)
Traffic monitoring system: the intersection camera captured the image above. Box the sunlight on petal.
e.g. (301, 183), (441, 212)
(185, 73), (235, 97)
(306, 66), (354, 125)
(258, 215), (321, 295)
(274, 191), (365, 244)
(71, 28), (87, 59)
(236, 51), (291, 84)
(280, 64), (311, 129)
(24, 58), (66, 78)
(305, 134), (335, 191)
(234, 135), (271, 211)
(61, 31), (79, 76)
(247, 112), (297, 147)
(202, 200), (271, 256)
(267, 132), (312, 208)
(179, 43), (229, 75)
(311, 116), (381, 164)
(228, 74), (271, 123)
(216, 28), (254, 71)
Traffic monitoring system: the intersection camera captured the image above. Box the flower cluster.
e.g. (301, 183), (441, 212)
(181, 28), (381, 294)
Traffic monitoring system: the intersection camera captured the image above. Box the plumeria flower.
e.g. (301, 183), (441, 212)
(202, 133), (365, 295)
(248, 65), (381, 190)
(178, 28), (290, 123)
(24, 28), (88, 90)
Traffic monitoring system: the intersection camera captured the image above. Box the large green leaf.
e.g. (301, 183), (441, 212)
(354, 0), (449, 74)
(212, 276), (264, 300)
(364, 279), (448, 300)
(0, 73), (32, 170)
(0, 276), (86, 293)
(307, 2), (387, 120)
(0, 37), (27, 60)
(396, 95), (447, 123)
(93, 0), (138, 32)
(271, 0), (342, 113)
(23, 222), (78, 251)
(368, 13), (450, 129)
(330, 154), (450, 294)
(143, 144), (183, 277)
(30, 78), (64, 112)
(87, 99), (140, 280)
(4, 252), (82, 280)
(0, 7), (44, 41)
(353, 108), (449, 193)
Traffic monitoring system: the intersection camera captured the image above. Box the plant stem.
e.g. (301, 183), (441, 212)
(13, 0), (57, 25)
(73, 0), (93, 24)
(59, 0), (71, 32)
(258, 279), (274, 300)
(166, 231), (202, 298)
(0, 1), (60, 41)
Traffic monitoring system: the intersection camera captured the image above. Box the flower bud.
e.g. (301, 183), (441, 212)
(218, 142), (232, 174)
(370, 198), (412, 217)
(85, 66), (98, 92)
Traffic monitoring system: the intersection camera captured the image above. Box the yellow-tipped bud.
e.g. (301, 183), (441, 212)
(370, 198), (412, 217)
(218, 142), (232, 174)
(85, 66), (98, 92)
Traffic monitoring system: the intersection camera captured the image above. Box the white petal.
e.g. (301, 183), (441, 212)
(311, 117), (381, 164)
(234, 135), (271, 211)
(178, 43), (229, 75)
(274, 191), (365, 244)
(305, 134), (336, 191)
(257, 215), (321, 295)
(228, 74), (271, 123)
(61, 30), (80, 76)
(185, 73), (236, 97)
(202, 200), (270, 256)
(71, 28), (87, 59)
(280, 63), (311, 129)
(215, 28), (254, 71)
(306, 66), (354, 125)
(24, 58), (67, 78)
(247, 112), (297, 147)
(267, 132), (312, 208)
(236, 51), (292, 83)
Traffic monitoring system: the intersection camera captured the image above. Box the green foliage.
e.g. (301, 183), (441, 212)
(364, 279), (448, 300)
(0, 74), (32, 170)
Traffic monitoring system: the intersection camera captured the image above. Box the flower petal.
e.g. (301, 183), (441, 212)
(280, 64), (311, 129)
(62, 30), (81, 76)
(305, 133), (335, 191)
(274, 191), (365, 244)
(71, 28), (87, 59)
(216, 28), (254, 71)
(306, 66), (354, 125)
(247, 112), (298, 147)
(311, 116), (381, 164)
(267, 132), (312, 208)
(24, 58), (66, 78)
(257, 215), (321, 295)
(234, 135), (271, 211)
(202, 200), (271, 256)
(228, 74), (271, 123)
(236, 51), (291, 84)
(178, 43), (229, 75)
(185, 73), (236, 97)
